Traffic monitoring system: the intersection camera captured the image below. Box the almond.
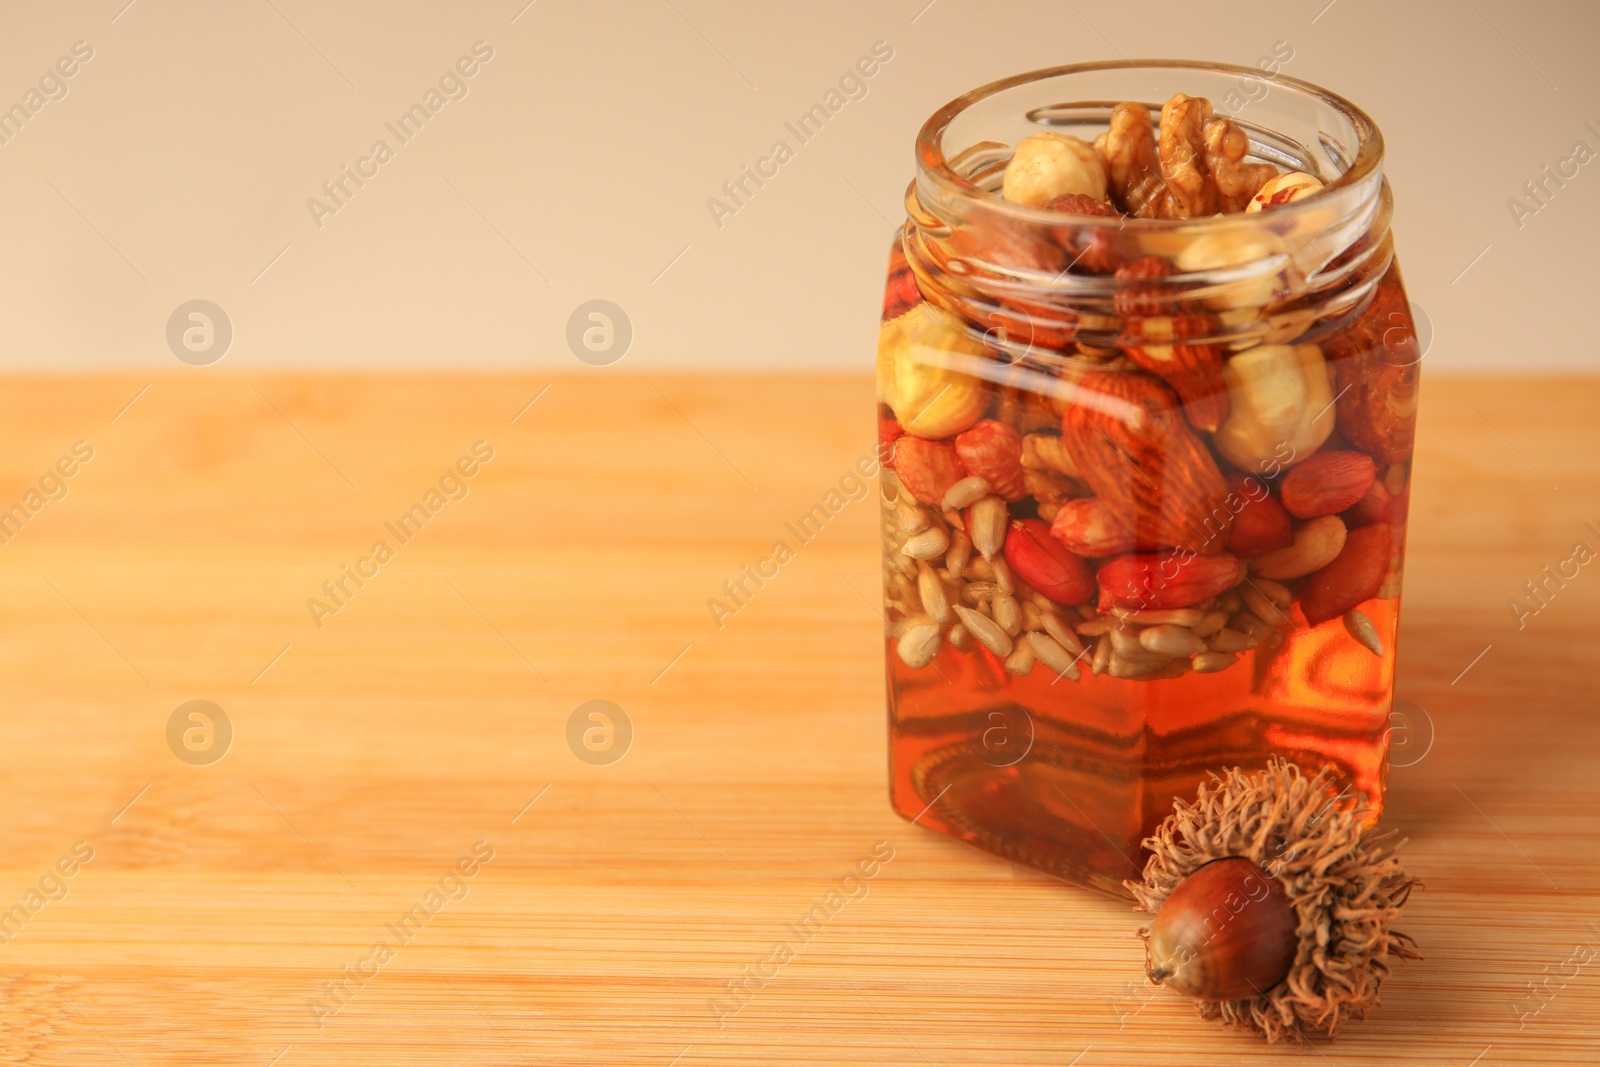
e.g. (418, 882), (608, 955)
(1003, 518), (1095, 606)
(1114, 257), (1229, 432)
(954, 419), (1027, 501)
(1326, 274), (1420, 464)
(877, 411), (904, 468)
(1058, 368), (1231, 554)
(1344, 479), (1397, 528)
(990, 293), (1080, 350)
(1049, 497), (1141, 557)
(1020, 432), (1080, 477)
(1223, 472), (1293, 559)
(992, 380), (1063, 435)
(893, 436), (965, 505)
(1301, 523), (1394, 625)
(1122, 341), (1230, 433)
(881, 243), (925, 323)
(1046, 194), (1123, 274)
(1095, 551), (1243, 611)
(1279, 450), (1377, 518)
(1045, 193), (1120, 217)
(946, 210), (1066, 275)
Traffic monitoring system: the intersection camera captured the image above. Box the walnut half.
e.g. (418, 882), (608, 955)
(1096, 93), (1278, 219)
(1094, 102), (1165, 217)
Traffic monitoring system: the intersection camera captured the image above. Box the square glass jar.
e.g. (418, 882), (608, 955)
(878, 61), (1419, 896)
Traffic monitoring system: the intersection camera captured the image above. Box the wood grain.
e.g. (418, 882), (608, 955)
(0, 373), (1595, 1066)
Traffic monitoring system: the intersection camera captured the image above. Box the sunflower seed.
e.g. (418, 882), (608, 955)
(1028, 631), (1080, 679)
(1091, 634), (1112, 675)
(1139, 624), (1206, 657)
(1021, 602), (1043, 632)
(1191, 610), (1229, 638)
(1241, 584), (1287, 625)
(897, 620), (942, 668)
(953, 605), (1013, 657)
(948, 623), (971, 650)
(969, 496), (1008, 560)
(1252, 577), (1292, 607)
(1209, 627), (1258, 653)
(1041, 612), (1085, 656)
(1192, 651), (1238, 674)
(902, 527), (951, 560)
(1344, 608), (1385, 656)
(946, 530), (972, 580)
(992, 594), (1022, 636)
(1004, 638), (1036, 675)
(992, 557), (1016, 596)
(942, 507), (965, 529)
(895, 499), (930, 534)
(917, 562), (950, 624)
(1110, 654), (1170, 679)
(1112, 607), (1206, 627)
(1108, 624), (1146, 657)
(1075, 616), (1116, 636)
(1231, 612), (1274, 640)
(942, 475), (992, 511)
(962, 581), (999, 604)
(965, 556), (995, 581)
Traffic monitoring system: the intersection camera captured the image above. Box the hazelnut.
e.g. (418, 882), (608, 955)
(1174, 229), (1290, 310)
(1245, 171), (1325, 213)
(876, 303), (990, 439)
(1001, 132), (1108, 208)
(1212, 342), (1335, 473)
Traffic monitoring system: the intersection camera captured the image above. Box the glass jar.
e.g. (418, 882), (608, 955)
(878, 61), (1420, 897)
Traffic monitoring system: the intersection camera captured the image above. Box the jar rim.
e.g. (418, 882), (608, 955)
(915, 58), (1384, 228)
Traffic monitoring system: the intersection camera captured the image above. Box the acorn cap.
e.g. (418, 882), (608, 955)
(1126, 758), (1420, 1042)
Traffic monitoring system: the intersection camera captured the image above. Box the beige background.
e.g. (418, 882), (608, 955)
(1, 0), (1595, 371)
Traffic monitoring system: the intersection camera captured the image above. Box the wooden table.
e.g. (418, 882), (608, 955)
(0, 373), (1595, 1066)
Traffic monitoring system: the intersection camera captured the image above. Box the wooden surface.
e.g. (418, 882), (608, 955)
(0, 373), (1596, 1066)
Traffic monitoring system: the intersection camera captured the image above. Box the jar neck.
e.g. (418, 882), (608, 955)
(903, 177), (1392, 359)
(901, 62), (1392, 360)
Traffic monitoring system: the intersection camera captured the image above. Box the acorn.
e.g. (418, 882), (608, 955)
(1127, 759), (1420, 1042)
(1144, 857), (1298, 1001)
